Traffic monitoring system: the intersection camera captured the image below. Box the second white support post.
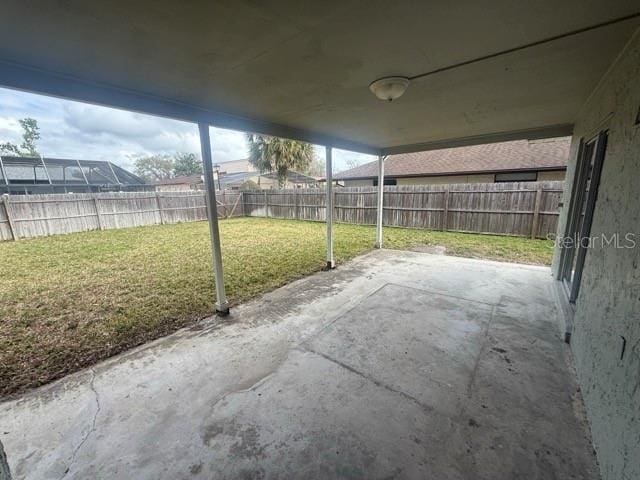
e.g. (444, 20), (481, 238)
(375, 154), (385, 248)
(325, 146), (335, 269)
(198, 123), (230, 316)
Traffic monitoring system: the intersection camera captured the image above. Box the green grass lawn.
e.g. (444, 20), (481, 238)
(0, 217), (553, 396)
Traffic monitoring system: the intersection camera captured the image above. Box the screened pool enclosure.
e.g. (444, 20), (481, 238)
(0, 155), (150, 194)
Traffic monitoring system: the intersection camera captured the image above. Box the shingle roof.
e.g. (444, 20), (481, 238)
(334, 138), (570, 180)
(153, 175), (202, 185)
(261, 170), (318, 184)
(219, 172), (253, 187)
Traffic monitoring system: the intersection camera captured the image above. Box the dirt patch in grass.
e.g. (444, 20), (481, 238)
(0, 218), (553, 396)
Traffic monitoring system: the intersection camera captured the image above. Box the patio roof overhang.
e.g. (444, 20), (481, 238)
(1, 1), (639, 155)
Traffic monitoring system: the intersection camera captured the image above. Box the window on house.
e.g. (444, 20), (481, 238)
(373, 178), (397, 186)
(495, 171), (538, 182)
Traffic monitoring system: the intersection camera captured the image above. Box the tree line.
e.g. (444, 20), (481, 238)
(132, 152), (203, 181)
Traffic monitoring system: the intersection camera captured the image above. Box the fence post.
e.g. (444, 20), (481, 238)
(264, 190), (269, 218)
(221, 190), (227, 218)
(442, 189), (450, 231)
(93, 196), (104, 230)
(294, 188), (299, 220)
(531, 186), (543, 239)
(241, 191), (246, 217)
(155, 192), (165, 224)
(2, 196), (17, 240)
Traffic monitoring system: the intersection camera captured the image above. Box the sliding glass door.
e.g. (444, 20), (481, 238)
(559, 131), (608, 303)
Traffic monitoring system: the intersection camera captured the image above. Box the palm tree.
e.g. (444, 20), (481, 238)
(246, 134), (314, 187)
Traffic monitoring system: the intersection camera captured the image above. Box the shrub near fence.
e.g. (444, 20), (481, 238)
(0, 181), (563, 241)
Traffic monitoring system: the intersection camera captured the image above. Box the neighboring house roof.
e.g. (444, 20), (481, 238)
(217, 158), (248, 165)
(260, 170), (318, 184)
(152, 173), (253, 188)
(219, 172), (253, 188)
(333, 137), (570, 180)
(151, 172), (258, 189)
(219, 170), (318, 187)
(153, 175), (202, 186)
(152, 170), (316, 187)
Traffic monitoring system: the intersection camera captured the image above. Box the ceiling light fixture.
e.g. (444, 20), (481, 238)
(369, 76), (410, 101)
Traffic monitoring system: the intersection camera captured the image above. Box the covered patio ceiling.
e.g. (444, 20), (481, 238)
(1, 1), (639, 155)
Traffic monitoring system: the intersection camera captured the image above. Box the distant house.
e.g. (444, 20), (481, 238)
(215, 159), (318, 189)
(153, 175), (203, 192)
(153, 158), (318, 191)
(216, 158), (255, 174)
(0, 155), (149, 194)
(332, 138), (569, 187)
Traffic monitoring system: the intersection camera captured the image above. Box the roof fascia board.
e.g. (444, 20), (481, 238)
(380, 124), (574, 156)
(0, 60), (381, 155)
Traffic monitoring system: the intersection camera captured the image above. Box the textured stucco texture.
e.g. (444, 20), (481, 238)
(553, 27), (640, 480)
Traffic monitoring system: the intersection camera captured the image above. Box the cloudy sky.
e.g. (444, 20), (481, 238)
(0, 87), (373, 173)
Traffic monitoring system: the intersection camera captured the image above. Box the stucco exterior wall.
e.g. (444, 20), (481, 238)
(552, 28), (640, 480)
(256, 176), (279, 189)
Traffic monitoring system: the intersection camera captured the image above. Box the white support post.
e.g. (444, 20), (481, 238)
(375, 154), (385, 248)
(325, 146), (335, 269)
(198, 123), (230, 316)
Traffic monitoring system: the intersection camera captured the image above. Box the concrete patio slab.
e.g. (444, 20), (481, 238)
(0, 250), (599, 480)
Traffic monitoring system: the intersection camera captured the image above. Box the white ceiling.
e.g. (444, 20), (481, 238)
(0, 0), (638, 153)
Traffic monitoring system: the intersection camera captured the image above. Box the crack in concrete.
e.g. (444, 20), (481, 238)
(465, 304), (496, 398)
(60, 368), (101, 479)
(384, 281), (497, 307)
(301, 347), (436, 415)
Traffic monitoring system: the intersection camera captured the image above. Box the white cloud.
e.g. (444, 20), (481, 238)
(331, 148), (376, 173)
(0, 87), (373, 174)
(0, 116), (23, 142)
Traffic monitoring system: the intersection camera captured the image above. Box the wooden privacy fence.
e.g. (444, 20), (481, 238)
(0, 181), (563, 241)
(243, 181), (564, 239)
(0, 191), (243, 241)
